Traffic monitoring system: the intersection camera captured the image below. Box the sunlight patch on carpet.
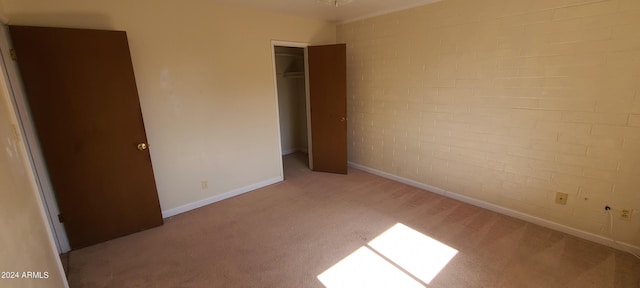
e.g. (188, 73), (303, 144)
(317, 246), (424, 288)
(318, 223), (457, 287)
(369, 223), (458, 284)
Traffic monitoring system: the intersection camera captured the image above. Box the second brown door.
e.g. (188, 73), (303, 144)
(308, 44), (348, 174)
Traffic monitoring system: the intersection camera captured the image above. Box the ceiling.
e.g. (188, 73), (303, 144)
(219, 0), (442, 23)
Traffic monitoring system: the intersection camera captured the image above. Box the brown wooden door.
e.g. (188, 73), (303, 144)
(9, 26), (163, 249)
(308, 44), (347, 174)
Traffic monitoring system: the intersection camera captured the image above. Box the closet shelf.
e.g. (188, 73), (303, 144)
(282, 71), (304, 78)
(275, 52), (303, 58)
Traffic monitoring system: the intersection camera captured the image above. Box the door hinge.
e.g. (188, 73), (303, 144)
(10, 49), (17, 61)
(58, 213), (64, 223)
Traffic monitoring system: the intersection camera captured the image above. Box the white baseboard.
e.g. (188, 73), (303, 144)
(348, 162), (640, 256)
(161, 176), (283, 218)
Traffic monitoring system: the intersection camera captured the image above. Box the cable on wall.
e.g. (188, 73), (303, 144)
(605, 206), (640, 260)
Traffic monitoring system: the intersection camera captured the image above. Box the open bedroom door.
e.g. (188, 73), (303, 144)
(9, 25), (163, 249)
(308, 44), (347, 174)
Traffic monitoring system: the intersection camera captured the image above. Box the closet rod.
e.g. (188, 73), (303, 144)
(275, 53), (303, 57)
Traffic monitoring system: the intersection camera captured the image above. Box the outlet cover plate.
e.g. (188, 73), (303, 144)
(620, 209), (632, 220)
(555, 192), (568, 205)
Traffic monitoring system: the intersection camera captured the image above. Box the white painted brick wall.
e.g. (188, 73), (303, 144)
(339, 0), (640, 246)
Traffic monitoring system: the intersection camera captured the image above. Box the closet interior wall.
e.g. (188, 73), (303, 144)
(275, 46), (308, 155)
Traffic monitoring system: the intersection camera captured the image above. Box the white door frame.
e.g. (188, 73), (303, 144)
(0, 25), (71, 253)
(271, 40), (314, 172)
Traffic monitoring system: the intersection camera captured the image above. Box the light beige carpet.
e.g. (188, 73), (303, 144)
(67, 153), (640, 287)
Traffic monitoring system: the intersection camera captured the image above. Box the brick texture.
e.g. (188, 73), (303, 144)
(338, 0), (640, 246)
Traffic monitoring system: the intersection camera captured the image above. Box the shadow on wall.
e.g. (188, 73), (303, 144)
(4, 13), (113, 30)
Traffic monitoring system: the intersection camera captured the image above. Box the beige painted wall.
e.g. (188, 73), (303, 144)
(1, 0), (336, 212)
(339, 0), (640, 246)
(0, 45), (66, 288)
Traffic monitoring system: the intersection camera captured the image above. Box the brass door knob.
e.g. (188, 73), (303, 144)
(340, 117), (346, 122)
(137, 143), (148, 151)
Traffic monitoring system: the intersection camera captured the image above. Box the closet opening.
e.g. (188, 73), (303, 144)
(273, 44), (312, 174)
